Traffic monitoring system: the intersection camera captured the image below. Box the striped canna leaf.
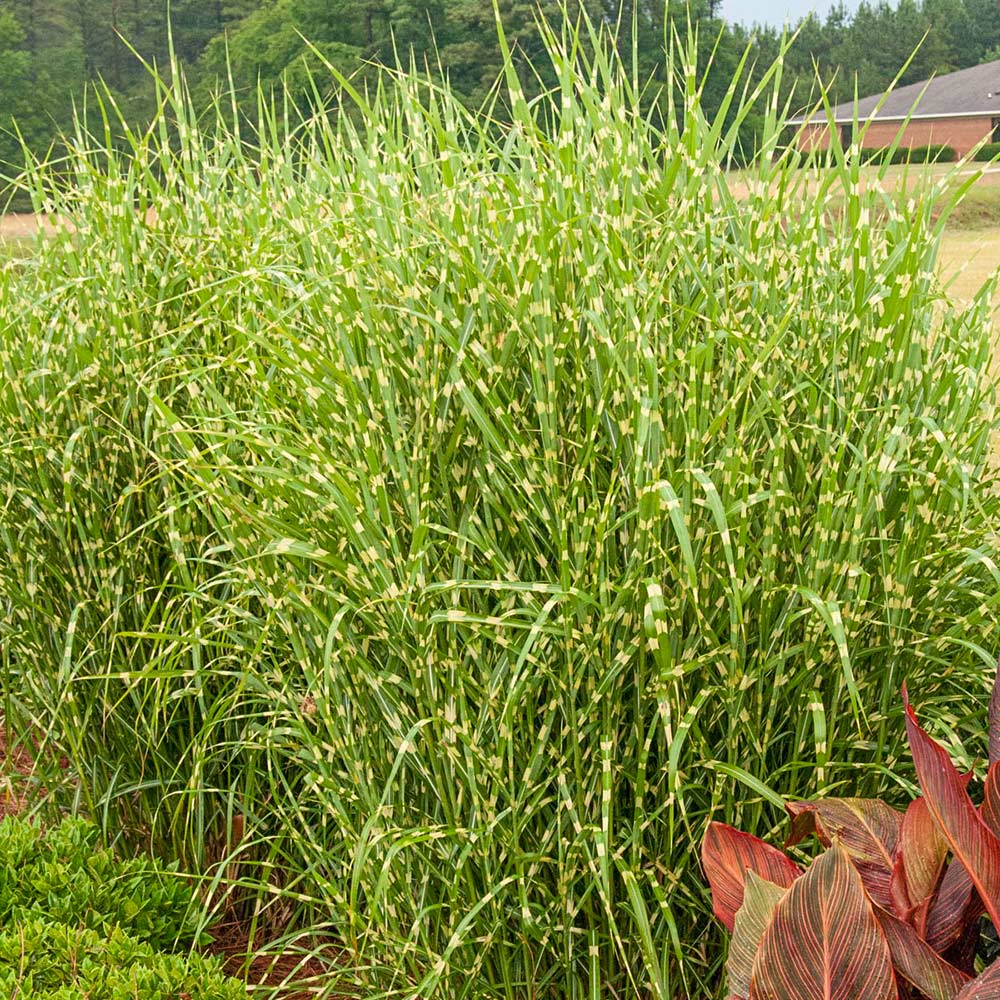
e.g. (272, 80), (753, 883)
(890, 797), (950, 931)
(785, 798), (903, 910)
(874, 905), (969, 1000)
(923, 775), (980, 958)
(702, 822), (801, 932)
(983, 764), (1000, 840)
(749, 843), (896, 1000)
(956, 956), (1000, 998)
(924, 860), (980, 960)
(905, 688), (1000, 931)
(727, 872), (788, 1000)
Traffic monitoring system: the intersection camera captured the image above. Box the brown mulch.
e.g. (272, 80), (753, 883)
(211, 917), (348, 998)
(0, 723), (35, 818)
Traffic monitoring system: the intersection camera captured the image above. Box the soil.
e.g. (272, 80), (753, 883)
(0, 724), (34, 818)
(212, 921), (344, 998)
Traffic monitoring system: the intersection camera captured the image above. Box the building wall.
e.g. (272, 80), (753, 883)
(796, 115), (996, 156)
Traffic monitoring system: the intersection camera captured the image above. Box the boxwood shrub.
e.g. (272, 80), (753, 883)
(0, 817), (247, 999)
(973, 141), (1000, 161)
(862, 142), (958, 164)
(0, 920), (247, 1000)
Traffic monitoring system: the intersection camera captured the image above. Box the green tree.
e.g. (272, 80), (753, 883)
(0, 8), (57, 192)
(966, 0), (1000, 63)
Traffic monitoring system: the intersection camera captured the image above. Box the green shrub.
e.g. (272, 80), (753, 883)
(0, 15), (998, 1000)
(0, 816), (207, 951)
(0, 819), (246, 999)
(0, 920), (246, 1000)
(974, 141), (1000, 161)
(862, 142), (958, 164)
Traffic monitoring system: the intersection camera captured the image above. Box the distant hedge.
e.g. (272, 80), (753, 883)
(862, 143), (958, 165)
(798, 143), (960, 168)
(973, 141), (1000, 161)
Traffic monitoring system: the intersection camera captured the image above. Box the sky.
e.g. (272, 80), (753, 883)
(721, 0), (863, 28)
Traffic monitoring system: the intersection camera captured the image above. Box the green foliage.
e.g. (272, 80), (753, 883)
(0, 816), (208, 951)
(973, 141), (1000, 161)
(0, 818), (246, 999)
(862, 143), (959, 165)
(0, 920), (247, 1000)
(3, 0), (1000, 184)
(0, 9), (56, 185)
(1, 16), (998, 1000)
(192, 0), (608, 112)
(741, 0), (1000, 112)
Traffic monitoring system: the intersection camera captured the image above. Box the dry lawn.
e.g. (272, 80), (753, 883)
(0, 212), (64, 243)
(938, 229), (1000, 310)
(937, 229), (1000, 465)
(938, 229), (1000, 387)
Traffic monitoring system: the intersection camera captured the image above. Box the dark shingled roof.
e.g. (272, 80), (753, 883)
(791, 58), (1000, 123)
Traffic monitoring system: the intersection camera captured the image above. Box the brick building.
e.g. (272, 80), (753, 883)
(791, 59), (1000, 157)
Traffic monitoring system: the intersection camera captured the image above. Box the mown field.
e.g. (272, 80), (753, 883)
(940, 229), (1000, 309)
(1, 27), (1000, 1000)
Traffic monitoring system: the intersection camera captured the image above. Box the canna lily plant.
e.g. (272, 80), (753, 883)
(703, 663), (1000, 999)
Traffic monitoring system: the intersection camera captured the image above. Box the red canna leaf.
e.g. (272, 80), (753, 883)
(956, 956), (1000, 998)
(945, 914), (985, 979)
(727, 872), (788, 1000)
(923, 776), (980, 953)
(890, 797), (950, 927)
(749, 843), (896, 1000)
(924, 860), (981, 956)
(703, 822), (801, 932)
(905, 693), (1000, 929)
(785, 798), (903, 909)
(890, 850), (927, 928)
(874, 905), (970, 1000)
(785, 799), (903, 858)
(983, 763), (1000, 840)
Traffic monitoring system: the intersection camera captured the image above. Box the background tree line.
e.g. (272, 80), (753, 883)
(1, 0), (999, 200)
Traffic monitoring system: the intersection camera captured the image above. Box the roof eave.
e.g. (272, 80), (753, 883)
(788, 108), (999, 126)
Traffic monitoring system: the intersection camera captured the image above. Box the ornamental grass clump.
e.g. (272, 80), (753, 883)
(0, 13), (998, 1000)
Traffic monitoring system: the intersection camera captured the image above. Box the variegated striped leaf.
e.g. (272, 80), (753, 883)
(728, 872), (788, 1000)
(983, 763), (1000, 840)
(957, 956), (1000, 998)
(785, 798), (902, 909)
(749, 844), (895, 1000)
(905, 693), (1000, 930)
(703, 822), (801, 932)
(924, 860), (980, 956)
(874, 904), (969, 1000)
(890, 797), (949, 926)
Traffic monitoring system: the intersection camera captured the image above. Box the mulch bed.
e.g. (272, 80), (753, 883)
(0, 724), (34, 818)
(212, 920), (342, 997)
